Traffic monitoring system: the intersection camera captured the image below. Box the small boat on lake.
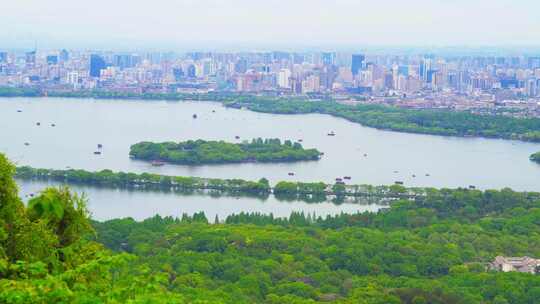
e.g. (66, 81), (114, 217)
(151, 160), (165, 167)
(36, 122), (41, 126)
(343, 176), (352, 180)
(17, 110), (22, 113)
(97, 144), (103, 149)
(288, 172), (295, 176)
(335, 177), (343, 182)
(298, 139), (303, 142)
(24, 142), (30, 146)
(412, 174), (416, 178)
(425, 173), (430, 177)
(93, 151), (102, 155)
(363, 154), (367, 157)
(51, 124), (56, 127)
(395, 181), (404, 185)
(327, 131), (336, 136)
(235, 136), (240, 139)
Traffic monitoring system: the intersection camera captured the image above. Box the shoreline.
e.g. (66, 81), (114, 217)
(2, 89), (540, 143)
(15, 166), (540, 204)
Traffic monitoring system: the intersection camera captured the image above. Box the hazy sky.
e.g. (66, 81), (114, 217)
(1, 0), (540, 50)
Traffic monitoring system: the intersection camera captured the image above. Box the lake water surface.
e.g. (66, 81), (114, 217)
(2, 97), (540, 218)
(16, 179), (383, 221)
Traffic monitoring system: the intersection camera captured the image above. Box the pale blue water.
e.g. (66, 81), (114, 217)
(2, 97), (539, 219)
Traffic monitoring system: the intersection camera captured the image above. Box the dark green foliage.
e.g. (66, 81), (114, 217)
(0, 87), (40, 97)
(129, 138), (321, 165)
(5, 151), (540, 302)
(94, 199), (540, 303)
(15, 166), (417, 201)
(15, 166), (273, 196)
(531, 152), (540, 164)
(0, 154), (188, 303)
(226, 98), (540, 142)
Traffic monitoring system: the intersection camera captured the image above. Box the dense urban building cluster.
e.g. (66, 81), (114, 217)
(1, 49), (540, 116)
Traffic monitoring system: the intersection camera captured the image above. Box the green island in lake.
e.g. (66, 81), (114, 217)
(531, 152), (540, 164)
(129, 138), (322, 165)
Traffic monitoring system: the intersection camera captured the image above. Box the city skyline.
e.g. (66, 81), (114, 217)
(2, 0), (540, 50)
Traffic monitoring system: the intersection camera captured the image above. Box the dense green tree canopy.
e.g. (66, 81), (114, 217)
(531, 152), (540, 164)
(3, 152), (540, 303)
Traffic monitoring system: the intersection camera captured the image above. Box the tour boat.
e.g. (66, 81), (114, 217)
(151, 160), (165, 167)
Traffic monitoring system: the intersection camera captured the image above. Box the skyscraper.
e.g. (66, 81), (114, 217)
(187, 64), (197, 78)
(420, 56), (433, 83)
(46, 55), (58, 65)
(322, 52), (335, 66)
(351, 54), (365, 76)
(25, 51), (36, 68)
(173, 67), (184, 81)
(278, 69), (291, 88)
(89, 54), (107, 78)
(59, 49), (69, 62)
(113, 54), (135, 69)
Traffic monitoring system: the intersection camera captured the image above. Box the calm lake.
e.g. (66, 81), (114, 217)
(2, 97), (540, 218)
(16, 179), (384, 221)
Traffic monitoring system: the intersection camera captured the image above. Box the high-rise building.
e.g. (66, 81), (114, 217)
(173, 67), (184, 81)
(187, 64), (197, 78)
(234, 59), (248, 74)
(89, 54), (107, 78)
(351, 54), (365, 76)
(113, 54), (135, 69)
(59, 49), (69, 62)
(529, 57), (540, 69)
(46, 55), (58, 65)
(278, 69), (291, 88)
(322, 52), (335, 66)
(420, 57), (433, 83)
(25, 51), (36, 67)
